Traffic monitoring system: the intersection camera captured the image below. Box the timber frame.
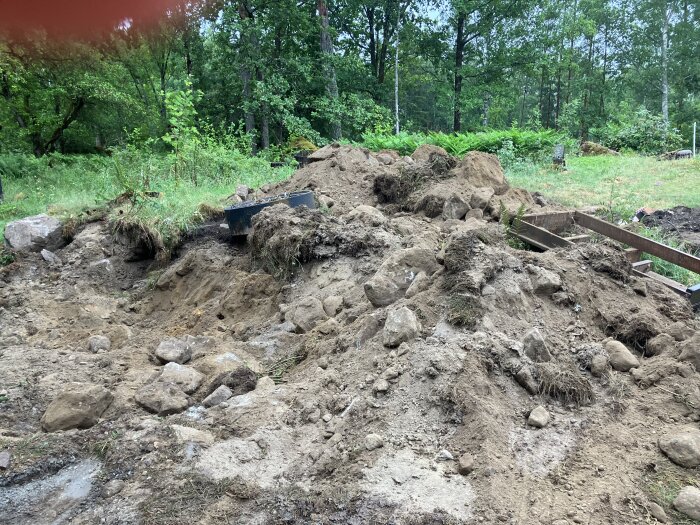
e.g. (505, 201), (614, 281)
(512, 211), (700, 307)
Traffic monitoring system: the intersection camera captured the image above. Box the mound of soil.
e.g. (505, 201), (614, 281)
(642, 206), (700, 252)
(1, 145), (699, 525)
(581, 141), (620, 156)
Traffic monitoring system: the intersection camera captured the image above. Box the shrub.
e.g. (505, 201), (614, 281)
(593, 106), (683, 154)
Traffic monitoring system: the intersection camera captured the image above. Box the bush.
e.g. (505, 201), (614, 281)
(593, 106), (683, 154)
(360, 128), (571, 159)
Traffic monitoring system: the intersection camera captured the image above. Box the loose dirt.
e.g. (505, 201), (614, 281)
(642, 206), (700, 252)
(0, 145), (698, 525)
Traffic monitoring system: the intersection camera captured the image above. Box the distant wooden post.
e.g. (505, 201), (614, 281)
(693, 122), (697, 157)
(553, 144), (565, 168)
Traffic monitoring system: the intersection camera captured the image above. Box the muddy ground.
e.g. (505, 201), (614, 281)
(643, 207), (700, 253)
(1, 144), (699, 525)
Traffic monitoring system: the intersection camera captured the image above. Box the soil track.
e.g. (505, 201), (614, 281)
(0, 144), (698, 525)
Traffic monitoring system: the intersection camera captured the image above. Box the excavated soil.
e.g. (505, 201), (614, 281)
(0, 145), (699, 525)
(642, 206), (700, 252)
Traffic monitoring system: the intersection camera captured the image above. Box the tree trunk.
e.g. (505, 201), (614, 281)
(453, 12), (465, 133)
(44, 97), (86, 155)
(317, 0), (342, 140)
(238, 1), (256, 151)
(481, 92), (492, 128)
(394, 6), (400, 134)
(661, 3), (670, 128)
(366, 7), (377, 77)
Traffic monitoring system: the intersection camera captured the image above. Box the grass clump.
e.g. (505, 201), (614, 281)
(446, 294), (482, 329)
(645, 466), (699, 525)
(536, 362), (594, 406)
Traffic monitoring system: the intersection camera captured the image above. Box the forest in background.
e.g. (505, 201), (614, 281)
(0, 0), (698, 157)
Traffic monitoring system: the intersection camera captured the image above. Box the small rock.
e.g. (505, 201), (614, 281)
(317, 356), (329, 369)
(159, 363), (204, 394)
(383, 306), (421, 348)
(322, 296), (344, 317)
(155, 338), (191, 365)
(481, 285), (496, 296)
(465, 208), (484, 220)
(102, 479), (125, 498)
(171, 424), (215, 446)
(658, 429), (700, 468)
(318, 195), (335, 208)
(286, 296), (328, 333)
(41, 249), (62, 266)
(255, 376), (276, 391)
(235, 185), (251, 200)
(522, 328), (551, 362)
(528, 406), (550, 428)
(667, 321), (693, 342)
(470, 187), (495, 210)
(528, 266), (562, 295)
(135, 382), (189, 416)
(632, 279), (647, 296)
(590, 354), (609, 377)
(376, 153), (395, 165)
(373, 378), (390, 394)
(604, 340), (639, 372)
(405, 271), (430, 299)
(458, 453), (474, 475)
(645, 333), (674, 356)
(0, 451), (10, 469)
(365, 434), (384, 451)
(203, 385), (233, 408)
(515, 367), (539, 395)
(41, 383), (113, 432)
(678, 333), (700, 370)
(673, 486), (700, 520)
(442, 194), (469, 220)
(88, 335), (111, 353)
(437, 449), (454, 461)
(646, 501), (668, 523)
(345, 205), (387, 227)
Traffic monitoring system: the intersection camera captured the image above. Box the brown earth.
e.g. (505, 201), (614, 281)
(0, 145), (698, 525)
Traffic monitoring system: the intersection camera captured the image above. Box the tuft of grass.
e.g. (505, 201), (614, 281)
(263, 354), (305, 384)
(446, 294), (482, 328)
(645, 465), (699, 525)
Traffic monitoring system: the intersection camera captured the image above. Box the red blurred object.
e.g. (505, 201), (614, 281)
(0, 0), (185, 40)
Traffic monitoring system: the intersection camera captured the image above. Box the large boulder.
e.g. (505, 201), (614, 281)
(605, 340), (640, 372)
(41, 383), (113, 432)
(658, 429), (700, 468)
(364, 248), (440, 307)
(4, 214), (63, 253)
(159, 363), (204, 394)
(383, 306), (421, 348)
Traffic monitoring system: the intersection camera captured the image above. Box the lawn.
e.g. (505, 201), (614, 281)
(505, 155), (700, 218)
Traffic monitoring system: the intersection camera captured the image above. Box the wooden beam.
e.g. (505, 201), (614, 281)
(633, 269), (690, 296)
(513, 219), (574, 251)
(564, 234), (590, 243)
(522, 212), (574, 234)
(625, 248), (642, 263)
(574, 212), (700, 275)
(632, 260), (652, 273)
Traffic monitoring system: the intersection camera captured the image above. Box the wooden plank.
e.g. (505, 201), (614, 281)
(522, 212), (574, 234)
(625, 248), (642, 263)
(564, 234), (590, 243)
(574, 211), (700, 274)
(632, 260), (652, 272)
(636, 270), (690, 296)
(513, 219), (574, 250)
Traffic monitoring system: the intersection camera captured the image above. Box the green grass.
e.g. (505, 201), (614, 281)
(505, 155), (700, 218)
(0, 150), (293, 261)
(505, 154), (700, 286)
(645, 465), (699, 525)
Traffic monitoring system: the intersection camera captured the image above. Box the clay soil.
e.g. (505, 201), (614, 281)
(0, 144), (698, 525)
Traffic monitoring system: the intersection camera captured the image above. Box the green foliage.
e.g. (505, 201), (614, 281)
(593, 106), (684, 154)
(360, 129), (570, 158)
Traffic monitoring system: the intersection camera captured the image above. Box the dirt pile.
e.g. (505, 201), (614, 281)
(642, 206), (700, 252)
(580, 141), (620, 156)
(1, 145), (699, 525)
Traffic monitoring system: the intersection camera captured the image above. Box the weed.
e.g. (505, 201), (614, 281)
(92, 430), (122, 458)
(536, 363), (594, 406)
(644, 465), (699, 525)
(499, 202), (528, 249)
(0, 246), (15, 266)
(446, 294), (482, 329)
(263, 354), (305, 384)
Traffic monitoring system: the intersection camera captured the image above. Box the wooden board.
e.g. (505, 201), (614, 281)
(574, 212), (700, 275)
(521, 212), (574, 234)
(513, 219), (573, 251)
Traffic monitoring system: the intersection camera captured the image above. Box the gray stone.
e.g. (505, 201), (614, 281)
(673, 486), (700, 520)
(4, 214), (63, 252)
(646, 333), (674, 356)
(322, 295), (344, 317)
(465, 208), (484, 220)
(528, 266), (562, 295)
(346, 205), (388, 227)
(41, 383), (113, 432)
(203, 385), (233, 407)
(171, 424), (215, 445)
(528, 406), (550, 428)
(458, 453), (474, 475)
(658, 429), (700, 468)
(364, 248), (440, 307)
(0, 450), (10, 469)
(523, 328), (551, 362)
(102, 479), (125, 498)
(365, 433), (384, 451)
(286, 296), (328, 333)
(590, 354), (609, 377)
(88, 335), (111, 353)
(376, 153), (395, 165)
(40, 249), (62, 266)
(155, 338), (192, 365)
(383, 306), (421, 348)
(668, 321), (693, 342)
(405, 271), (430, 299)
(135, 382), (189, 416)
(236, 185), (251, 200)
(159, 363), (204, 394)
(469, 187), (495, 210)
(515, 367), (539, 395)
(678, 333), (700, 370)
(646, 502), (668, 523)
(605, 340), (639, 372)
(373, 378), (390, 394)
(442, 194), (469, 220)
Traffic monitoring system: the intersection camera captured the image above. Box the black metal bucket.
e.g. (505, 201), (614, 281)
(224, 190), (316, 236)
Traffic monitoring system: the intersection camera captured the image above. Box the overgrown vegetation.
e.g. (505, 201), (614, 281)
(361, 129), (570, 158)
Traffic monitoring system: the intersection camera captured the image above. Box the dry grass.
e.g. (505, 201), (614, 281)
(536, 362), (594, 405)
